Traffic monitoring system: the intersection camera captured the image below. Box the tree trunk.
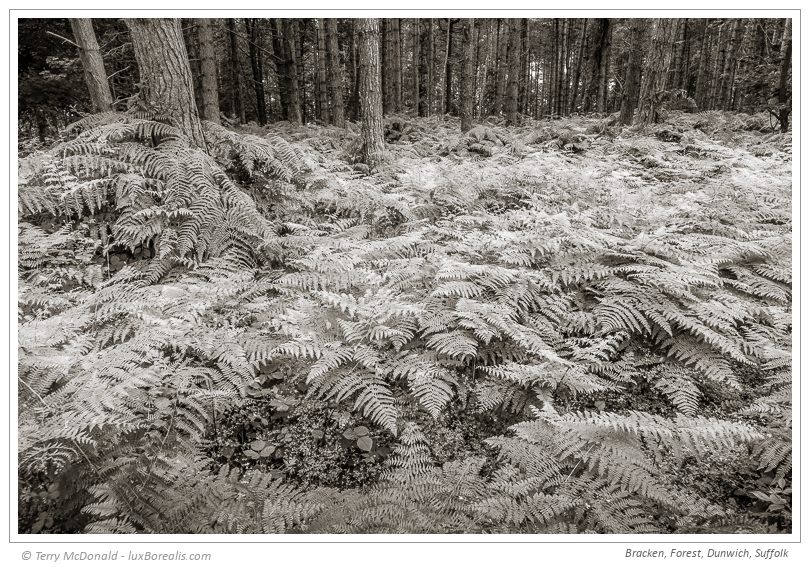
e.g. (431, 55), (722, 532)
(381, 20), (389, 115)
(358, 19), (385, 168)
(595, 20), (612, 113)
(506, 19), (522, 125)
(391, 18), (402, 113)
(443, 19), (454, 116)
(315, 19), (330, 124)
(350, 20), (360, 121)
(69, 18), (113, 112)
(412, 19), (420, 114)
(619, 19), (646, 126)
(245, 19), (267, 125)
(418, 19), (431, 117)
(519, 19), (530, 114)
(582, 19), (610, 114)
(284, 20), (302, 125)
(672, 19), (689, 91)
(494, 19), (508, 115)
(693, 20), (711, 109)
(271, 20), (289, 121)
(195, 19), (220, 124)
(460, 18), (476, 132)
(569, 19), (587, 114)
(182, 21), (204, 115)
(225, 19), (244, 123)
(635, 19), (680, 127)
(326, 18), (345, 128)
(776, 18), (792, 133)
(126, 18), (206, 148)
(718, 19), (744, 110)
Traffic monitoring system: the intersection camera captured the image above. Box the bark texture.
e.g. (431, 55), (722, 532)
(126, 18), (206, 148)
(70, 18), (114, 112)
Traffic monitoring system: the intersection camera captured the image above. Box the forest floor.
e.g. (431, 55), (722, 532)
(18, 110), (793, 534)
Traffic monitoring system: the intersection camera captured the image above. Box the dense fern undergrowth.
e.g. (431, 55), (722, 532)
(18, 110), (791, 534)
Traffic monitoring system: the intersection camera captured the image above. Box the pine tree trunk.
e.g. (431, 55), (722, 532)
(494, 19), (508, 115)
(672, 19), (689, 91)
(595, 20), (612, 113)
(326, 19), (345, 128)
(460, 18), (476, 133)
(444, 20), (455, 116)
(709, 22), (727, 108)
(694, 20), (711, 109)
(284, 20), (302, 125)
(315, 19), (330, 124)
(506, 19), (522, 125)
(195, 19), (220, 124)
(357, 19), (385, 168)
(556, 19), (568, 116)
(776, 18), (792, 133)
(126, 18), (206, 148)
(226, 19), (244, 123)
(635, 19), (680, 127)
(718, 19), (744, 110)
(619, 19), (645, 126)
(519, 19), (529, 114)
(271, 20), (289, 121)
(418, 19), (431, 117)
(381, 20), (389, 115)
(183, 21), (204, 115)
(69, 18), (113, 112)
(391, 18), (402, 113)
(350, 21), (360, 121)
(245, 19), (267, 125)
(569, 19), (587, 114)
(412, 19), (420, 114)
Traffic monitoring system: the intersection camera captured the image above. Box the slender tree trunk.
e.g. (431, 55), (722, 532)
(225, 19), (244, 122)
(776, 18), (792, 132)
(271, 20), (289, 121)
(350, 20), (360, 121)
(412, 19), (420, 114)
(718, 19), (744, 110)
(126, 18), (206, 148)
(635, 19), (680, 126)
(556, 19), (567, 116)
(494, 19), (508, 115)
(284, 20), (302, 124)
(709, 22), (728, 108)
(506, 19), (522, 125)
(596, 20), (612, 113)
(569, 19), (587, 114)
(296, 21), (307, 123)
(183, 21), (204, 115)
(326, 19), (345, 128)
(694, 20), (711, 109)
(418, 19), (431, 116)
(672, 19), (689, 90)
(619, 19), (646, 126)
(315, 19), (330, 124)
(438, 19), (452, 116)
(357, 19), (385, 168)
(460, 18), (476, 132)
(518, 19), (529, 114)
(195, 19), (220, 124)
(69, 18), (113, 112)
(391, 18), (402, 112)
(245, 19), (267, 125)
(381, 20), (389, 115)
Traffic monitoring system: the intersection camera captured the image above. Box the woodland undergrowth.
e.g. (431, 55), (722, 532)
(17, 110), (792, 534)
